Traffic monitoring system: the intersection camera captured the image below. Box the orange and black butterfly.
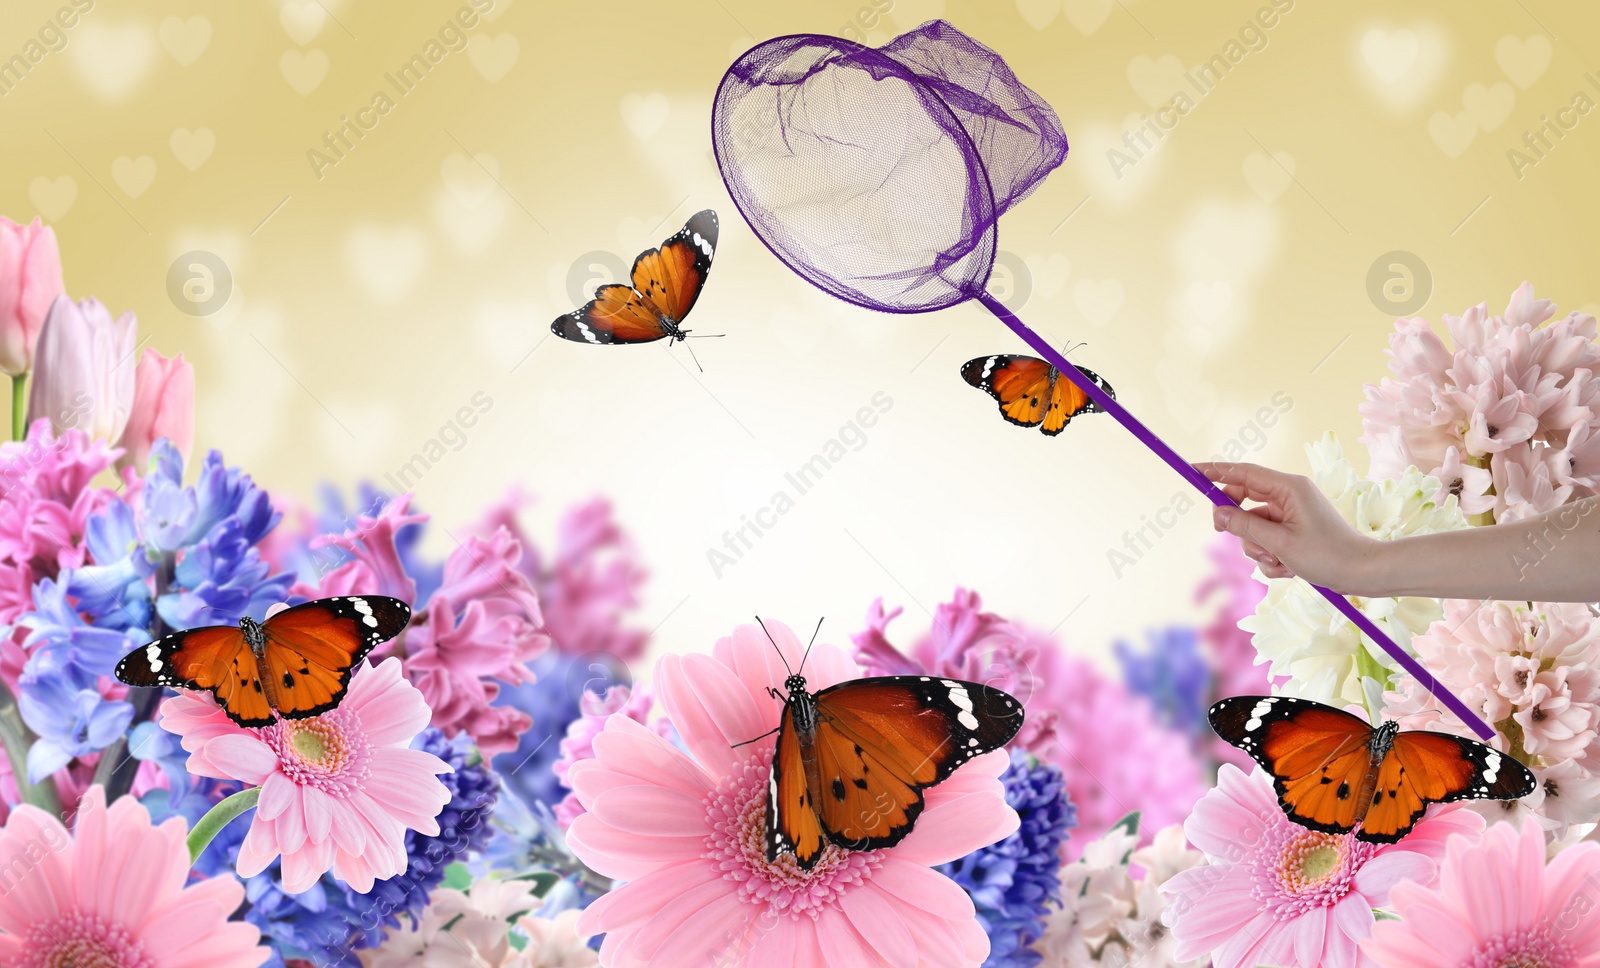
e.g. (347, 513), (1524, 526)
(1210, 695), (1534, 843)
(114, 596), (411, 728)
(756, 622), (1024, 869)
(552, 209), (719, 346)
(960, 354), (1113, 436)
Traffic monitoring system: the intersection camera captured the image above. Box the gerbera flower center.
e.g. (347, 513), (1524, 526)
(292, 727), (329, 761)
(702, 752), (881, 921)
(1258, 827), (1376, 919)
(1463, 927), (1574, 968)
(264, 707), (371, 797)
(1299, 844), (1339, 881)
(23, 913), (152, 968)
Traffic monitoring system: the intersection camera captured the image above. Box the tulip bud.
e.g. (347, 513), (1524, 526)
(116, 349), (195, 471)
(0, 217), (65, 377)
(26, 295), (137, 443)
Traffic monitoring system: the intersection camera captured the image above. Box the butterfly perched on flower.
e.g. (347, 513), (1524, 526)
(1209, 695), (1535, 843)
(114, 596), (412, 728)
(960, 354), (1113, 435)
(752, 620), (1024, 869)
(552, 209), (719, 346)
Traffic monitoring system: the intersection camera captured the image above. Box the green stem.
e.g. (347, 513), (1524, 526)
(10, 373), (24, 441)
(187, 786), (260, 865)
(1355, 641), (1392, 724)
(0, 682), (61, 815)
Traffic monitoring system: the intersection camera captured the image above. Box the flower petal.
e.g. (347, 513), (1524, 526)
(840, 881), (917, 968)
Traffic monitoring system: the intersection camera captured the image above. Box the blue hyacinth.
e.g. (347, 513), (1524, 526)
(13, 441), (293, 780)
(939, 750), (1074, 968)
(1115, 625), (1212, 737)
(492, 650), (587, 810)
(240, 728), (499, 966)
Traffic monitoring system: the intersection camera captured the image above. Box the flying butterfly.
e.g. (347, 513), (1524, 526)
(1209, 695), (1535, 843)
(750, 620), (1024, 870)
(114, 596), (412, 728)
(960, 354), (1114, 436)
(552, 209), (720, 349)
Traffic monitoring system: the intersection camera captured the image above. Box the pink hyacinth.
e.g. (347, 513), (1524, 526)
(1164, 764), (1483, 968)
(158, 657), (453, 893)
(1384, 599), (1600, 835)
(0, 420), (122, 624)
(0, 786), (268, 968)
(853, 589), (1061, 757)
(471, 489), (649, 662)
(299, 493), (428, 603)
(400, 527), (546, 757)
(300, 495), (548, 756)
(1363, 817), (1600, 968)
(855, 589), (1204, 857)
(1042, 650), (1206, 858)
(1360, 282), (1600, 522)
(568, 620), (1018, 967)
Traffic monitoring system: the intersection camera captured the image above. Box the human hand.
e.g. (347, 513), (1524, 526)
(1194, 461), (1380, 591)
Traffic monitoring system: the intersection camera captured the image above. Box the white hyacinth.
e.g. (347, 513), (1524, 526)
(1239, 433), (1468, 707)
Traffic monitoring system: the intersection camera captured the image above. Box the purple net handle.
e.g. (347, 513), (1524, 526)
(974, 291), (1494, 740)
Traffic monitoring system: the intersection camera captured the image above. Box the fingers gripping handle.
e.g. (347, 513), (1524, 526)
(973, 291), (1494, 740)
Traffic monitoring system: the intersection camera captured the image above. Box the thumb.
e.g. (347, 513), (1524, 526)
(1214, 504), (1292, 552)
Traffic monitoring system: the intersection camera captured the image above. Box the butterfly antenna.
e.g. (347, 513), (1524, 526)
(684, 339), (706, 373)
(755, 615), (794, 677)
(797, 617), (824, 676)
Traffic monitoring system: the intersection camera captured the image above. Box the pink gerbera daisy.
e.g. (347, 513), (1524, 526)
(1164, 763), (1484, 968)
(0, 785), (268, 968)
(1363, 817), (1600, 968)
(568, 620), (1019, 967)
(159, 657), (453, 893)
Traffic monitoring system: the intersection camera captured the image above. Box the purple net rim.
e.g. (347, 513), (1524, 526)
(711, 29), (1002, 314)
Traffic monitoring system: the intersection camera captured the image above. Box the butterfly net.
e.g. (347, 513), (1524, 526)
(712, 20), (1067, 313)
(711, 20), (1494, 739)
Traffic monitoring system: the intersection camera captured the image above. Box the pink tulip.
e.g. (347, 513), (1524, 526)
(26, 294), (137, 444)
(0, 217), (64, 377)
(116, 348), (194, 470)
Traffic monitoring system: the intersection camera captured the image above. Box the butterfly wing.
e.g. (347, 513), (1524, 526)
(1210, 696), (1378, 834)
(551, 284), (669, 344)
(766, 702), (829, 869)
(114, 625), (275, 728)
(630, 209), (717, 324)
(808, 676), (1024, 851)
(1356, 731), (1536, 843)
(259, 595), (411, 720)
(1040, 365), (1112, 436)
(961, 355), (1054, 429)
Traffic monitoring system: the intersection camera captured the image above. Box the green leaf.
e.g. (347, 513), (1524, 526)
(187, 787), (261, 865)
(442, 861), (473, 891)
(1111, 811), (1141, 864)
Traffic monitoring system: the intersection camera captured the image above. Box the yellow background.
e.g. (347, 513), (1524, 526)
(3, 0), (1597, 663)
